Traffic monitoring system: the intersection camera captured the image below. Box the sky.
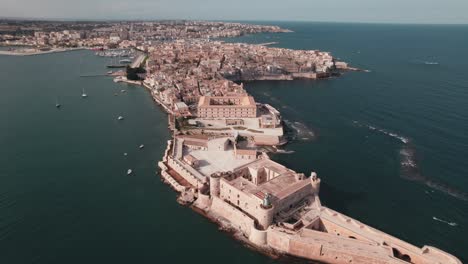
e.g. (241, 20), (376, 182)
(1, 0), (468, 24)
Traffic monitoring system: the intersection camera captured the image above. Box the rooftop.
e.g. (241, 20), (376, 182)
(198, 95), (256, 108)
(185, 147), (254, 177)
(228, 159), (310, 201)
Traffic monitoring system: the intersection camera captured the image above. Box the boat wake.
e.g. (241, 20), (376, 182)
(353, 121), (468, 201)
(411, 59), (440, 66)
(433, 216), (458, 227)
(353, 121), (410, 144)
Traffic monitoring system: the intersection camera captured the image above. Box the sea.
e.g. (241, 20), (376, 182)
(1, 22), (467, 264)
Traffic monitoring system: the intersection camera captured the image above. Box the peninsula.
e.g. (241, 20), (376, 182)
(1, 20), (461, 264)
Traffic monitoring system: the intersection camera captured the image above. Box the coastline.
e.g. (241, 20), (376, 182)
(118, 69), (461, 264)
(0, 47), (86, 56)
(1, 21), (466, 264)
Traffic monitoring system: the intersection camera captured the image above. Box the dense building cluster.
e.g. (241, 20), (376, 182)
(0, 20), (289, 48)
(143, 40), (345, 112)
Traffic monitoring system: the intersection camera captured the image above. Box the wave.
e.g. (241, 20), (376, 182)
(354, 120), (468, 201)
(274, 149), (295, 154)
(353, 121), (409, 144)
(433, 216), (458, 227)
(410, 59), (440, 66)
(284, 120), (316, 141)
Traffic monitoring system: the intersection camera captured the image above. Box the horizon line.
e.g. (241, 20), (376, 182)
(1, 17), (468, 26)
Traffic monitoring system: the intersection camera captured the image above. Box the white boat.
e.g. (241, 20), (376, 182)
(55, 97), (61, 108)
(127, 169), (132, 175)
(81, 88), (88, 98)
(139, 144), (145, 149)
(124, 152), (128, 156)
(118, 116), (124, 120)
(119, 59), (132, 64)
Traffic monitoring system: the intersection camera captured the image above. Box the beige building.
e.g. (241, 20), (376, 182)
(212, 157), (315, 229)
(198, 95), (257, 118)
(234, 148), (257, 160)
(160, 136), (462, 264)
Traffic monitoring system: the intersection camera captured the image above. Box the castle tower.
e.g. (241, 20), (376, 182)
(310, 172), (321, 195)
(257, 193), (275, 229)
(209, 173), (221, 197)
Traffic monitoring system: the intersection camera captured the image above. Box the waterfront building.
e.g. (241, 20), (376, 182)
(198, 95), (257, 118)
(160, 137), (462, 264)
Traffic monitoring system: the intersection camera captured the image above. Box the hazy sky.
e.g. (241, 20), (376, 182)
(1, 0), (468, 24)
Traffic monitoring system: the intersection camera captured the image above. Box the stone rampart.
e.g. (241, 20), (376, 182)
(210, 196), (255, 237)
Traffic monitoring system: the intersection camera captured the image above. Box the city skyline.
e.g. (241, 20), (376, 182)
(1, 0), (468, 24)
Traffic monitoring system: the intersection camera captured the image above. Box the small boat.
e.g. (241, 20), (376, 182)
(127, 169), (132, 175)
(107, 70), (113, 74)
(124, 152), (128, 156)
(55, 97), (61, 108)
(81, 88), (88, 98)
(121, 89), (127, 93)
(118, 116), (124, 120)
(119, 59), (132, 64)
(139, 144), (145, 149)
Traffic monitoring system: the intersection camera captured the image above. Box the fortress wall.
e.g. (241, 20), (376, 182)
(158, 161), (186, 193)
(421, 246), (463, 264)
(318, 246), (390, 264)
(267, 227), (397, 264)
(291, 72), (317, 79)
(168, 157), (204, 188)
(274, 181), (313, 214)
(210, 196), (255, 237)
(251, 135), (280, 146)
(318, 208), (459, 264)
(249, 226), (268, 246)
(317, 218), (375, 243)
(194, 190), (211, 209)
(266, 228), (291, 252)
(288, 238), (322, 260)
(220, 178), (263, 222)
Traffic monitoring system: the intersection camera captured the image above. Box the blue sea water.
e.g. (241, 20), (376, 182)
(229, 22), (468, 262)
(1, 22), (467, 263)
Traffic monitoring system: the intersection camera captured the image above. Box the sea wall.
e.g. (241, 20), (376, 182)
(158, 161), (186, 193)
(267, 227), (393, 264)
(249, 226), (268, 246)
(167, 157), (205, 188)
(210, 196), (255, 237)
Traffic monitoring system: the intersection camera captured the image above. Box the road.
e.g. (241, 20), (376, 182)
(130, 54), (146, 68)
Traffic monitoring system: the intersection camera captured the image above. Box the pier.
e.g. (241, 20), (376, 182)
(79, 74), (109, 77)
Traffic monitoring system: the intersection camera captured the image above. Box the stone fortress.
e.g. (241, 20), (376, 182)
(159, 127), (462, 264)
